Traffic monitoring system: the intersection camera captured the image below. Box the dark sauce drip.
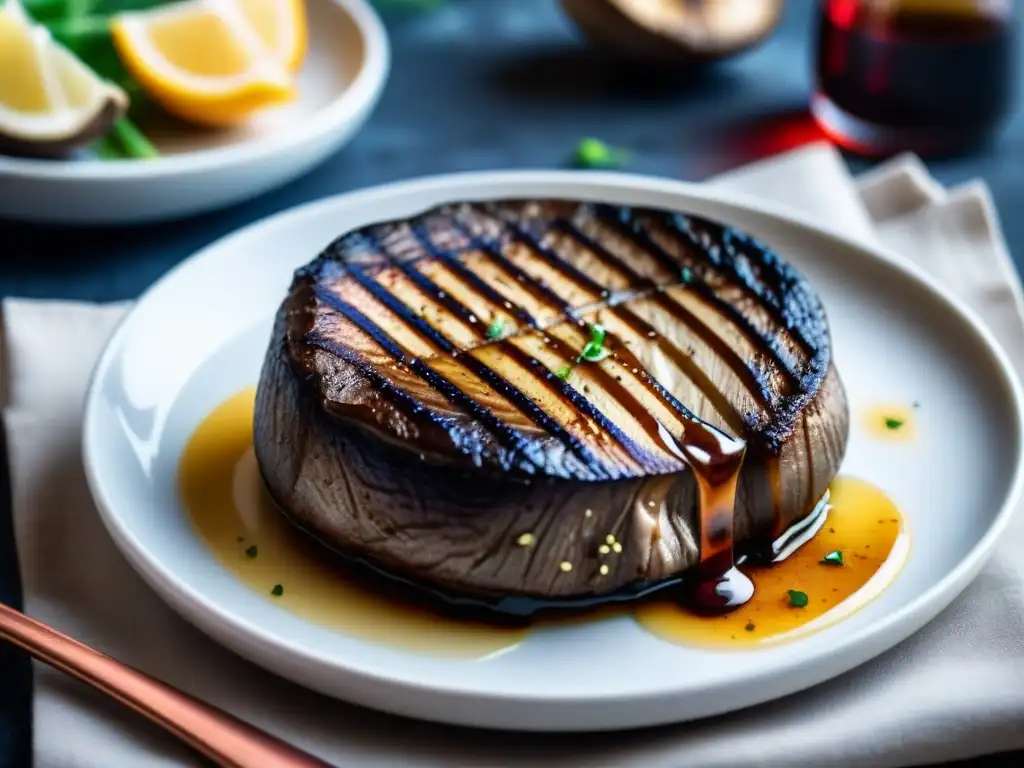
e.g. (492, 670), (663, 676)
(675, 430), (752, 614)
(540, 330), (754, 607)
(593, 336), (756, 614)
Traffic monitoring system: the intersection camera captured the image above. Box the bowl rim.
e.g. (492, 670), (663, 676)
(0, 0), (390, 182)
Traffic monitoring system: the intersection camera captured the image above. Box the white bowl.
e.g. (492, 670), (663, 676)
(0, 0), (389, 226)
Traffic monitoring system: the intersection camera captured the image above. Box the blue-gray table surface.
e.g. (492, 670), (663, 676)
(1, 1), (1021, 765)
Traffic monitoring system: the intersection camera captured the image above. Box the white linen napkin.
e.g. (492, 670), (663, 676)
(5, 141), (1024, 768)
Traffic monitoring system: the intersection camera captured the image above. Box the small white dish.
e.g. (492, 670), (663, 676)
(82, 170), (1024, 732)
(0, 0), (389, 226)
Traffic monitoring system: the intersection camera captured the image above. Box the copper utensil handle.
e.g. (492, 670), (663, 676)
(0, 603), (334, 767)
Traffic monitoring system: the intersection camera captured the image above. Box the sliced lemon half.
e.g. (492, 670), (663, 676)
(111, 0), (308, 128)
(0, 0), (128, 158)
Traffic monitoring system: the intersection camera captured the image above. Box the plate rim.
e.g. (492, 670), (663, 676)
(0, 0), (389, 182)
(80, 169), (1024, 724)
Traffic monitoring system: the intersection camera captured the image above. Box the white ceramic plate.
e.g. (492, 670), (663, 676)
(82, 171), (1024, 732)
(0, 0), (389, 226)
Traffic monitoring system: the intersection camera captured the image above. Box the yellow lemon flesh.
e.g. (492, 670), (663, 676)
(111, 0), (308, 128)
(0, 0), (128, 157)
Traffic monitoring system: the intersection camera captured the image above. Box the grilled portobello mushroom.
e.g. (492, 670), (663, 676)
(254, 200), (848, 616)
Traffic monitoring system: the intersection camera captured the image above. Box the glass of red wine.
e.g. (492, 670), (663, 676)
(812, 0), (1018, 156)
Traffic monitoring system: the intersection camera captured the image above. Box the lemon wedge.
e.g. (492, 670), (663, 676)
(0, 0), (128, 158)
(111, 0), (308, 128)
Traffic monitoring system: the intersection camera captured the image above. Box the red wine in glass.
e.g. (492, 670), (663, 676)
(812, 0), (1017, 156)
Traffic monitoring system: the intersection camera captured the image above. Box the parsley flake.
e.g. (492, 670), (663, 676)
(555, 365), (572, 379)
(486, 318), (505, 341)
(245, 545), (258, 559)
(787, 589), (809, 608)
(821, 550), (843, 566)
(884, 417), (904, 430)
(577, 324), (609, 363)
(574, 137), (629, 169)
(271, 584), (284, 597)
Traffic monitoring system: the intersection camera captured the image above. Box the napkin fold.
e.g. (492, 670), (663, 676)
(6, 141), (1024, 768)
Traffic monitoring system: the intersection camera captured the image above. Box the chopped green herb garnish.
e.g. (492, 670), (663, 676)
(884, 417), (904, 430)
(245, 545), (258, 559)
(681, 267), (693, 284)
(574, 137), (629, 169)
(821, 549), (843, 566)
(787, 589), (808, 608)
(577, 324), (609, 363)
(271, 584), (284, 597)
(486, 318), (505, 341)
(555, 365), (572, 379)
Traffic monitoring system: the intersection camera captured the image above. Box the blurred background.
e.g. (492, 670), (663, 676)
(1, 0), (1021, 297)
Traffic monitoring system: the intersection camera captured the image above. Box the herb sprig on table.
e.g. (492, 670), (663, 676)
(23, 0), (166, 159)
